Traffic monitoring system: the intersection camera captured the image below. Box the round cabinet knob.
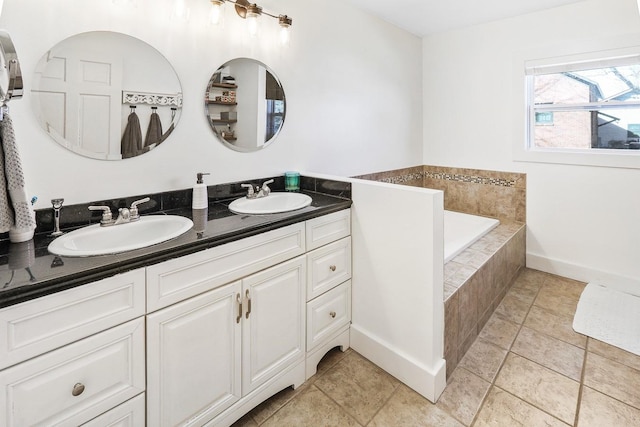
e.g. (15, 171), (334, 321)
(329, 265), (337, 272)
(72, 382), (85, 397)
(329, 311), (336, 318)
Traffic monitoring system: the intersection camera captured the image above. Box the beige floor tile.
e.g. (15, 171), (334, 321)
(505, 284), (538, 305)
(511, 268), (547, 290)
(436, 367), (491, 426)
(587, 338), (640, 371)
(231, 413), (258, 427)
(315, 347), (351, 377)
(495, 353), (580, 424)
(473, 387), (569, 427)
(478, 313), (520, 350)
(370, 384), (465, 427)
(249, 384), (309, 424)
(260, 385), (359, 427)
(511, 327), (584, 381)
(583, 352), (640, 410)
(577, 387), (640, 427)
(524, 305), (587, 348)
(494, 294), (531, 324)
(533, 278), (585, 318)
(314, 351), (399, 424)
(458, 338), (508, 382)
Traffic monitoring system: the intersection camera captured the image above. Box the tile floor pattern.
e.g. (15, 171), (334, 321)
(231, 268), (640, 426)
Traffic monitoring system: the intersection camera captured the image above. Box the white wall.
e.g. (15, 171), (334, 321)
(0, 0), (422, 205)
(422, 0), (640, 286)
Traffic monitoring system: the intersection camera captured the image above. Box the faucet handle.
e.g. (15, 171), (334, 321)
(129, 197), (150, 220)
(260, 179), (274, 196)
(88, 205), (113, 226)
(241, 183), (255, 198)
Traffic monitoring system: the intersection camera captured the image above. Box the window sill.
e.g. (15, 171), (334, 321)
(513, 146), (640, 169)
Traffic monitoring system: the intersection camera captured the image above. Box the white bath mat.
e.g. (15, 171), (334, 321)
(573, 283), (640, 356)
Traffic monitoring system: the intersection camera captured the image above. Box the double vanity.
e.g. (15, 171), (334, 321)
(0, 177), (352, 427)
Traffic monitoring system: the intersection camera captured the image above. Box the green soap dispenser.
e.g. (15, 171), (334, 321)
(192, 172), (210, 233)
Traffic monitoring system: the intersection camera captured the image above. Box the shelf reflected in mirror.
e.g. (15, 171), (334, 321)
(205, 58), (286, 152)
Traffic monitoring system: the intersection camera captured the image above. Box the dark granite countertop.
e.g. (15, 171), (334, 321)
(0, 176), (351, 309)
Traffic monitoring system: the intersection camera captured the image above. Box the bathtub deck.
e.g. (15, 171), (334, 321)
(443, 221), (526, 379)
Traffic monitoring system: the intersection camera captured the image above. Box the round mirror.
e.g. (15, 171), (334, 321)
(31, 31), (182, 160)
(205, 58), (286, 152)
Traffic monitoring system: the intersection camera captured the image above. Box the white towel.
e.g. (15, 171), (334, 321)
(0, 112), (35, 242)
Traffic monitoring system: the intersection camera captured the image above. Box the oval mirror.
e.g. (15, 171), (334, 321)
(31, 31), (182, 160)
(205, 58), (286, 152)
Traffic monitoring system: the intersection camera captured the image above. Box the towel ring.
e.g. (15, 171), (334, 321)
(0, 31), (23, 103)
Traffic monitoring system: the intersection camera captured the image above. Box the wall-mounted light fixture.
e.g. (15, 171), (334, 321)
(209, 0), (292, 44)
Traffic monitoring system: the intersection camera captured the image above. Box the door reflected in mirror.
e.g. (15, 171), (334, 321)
(31, 31), (183, 160)
(206, 58), (286, 152)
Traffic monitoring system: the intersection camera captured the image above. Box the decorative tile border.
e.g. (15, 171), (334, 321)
(378, 171), (517, 187)
(378, 172), (425, 185)
(425, 172), (517, 187)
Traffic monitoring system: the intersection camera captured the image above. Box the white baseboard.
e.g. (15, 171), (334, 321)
(527, 253), (640, 296)
(350, 324), (446, 403)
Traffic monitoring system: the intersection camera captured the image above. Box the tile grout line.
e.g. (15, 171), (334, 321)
(466, 273), (543, 426)
(468, 272), (562, 426)
(362, 382), (402, 427)
(572, 338), (590, 427)
(503, 273), (587, 426)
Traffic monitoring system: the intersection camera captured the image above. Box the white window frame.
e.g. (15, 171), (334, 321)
(512, 35), (640, 169)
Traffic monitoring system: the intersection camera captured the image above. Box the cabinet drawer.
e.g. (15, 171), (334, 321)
(81, 393), (145, 427)
(305, 209), (350, 251)
(147, 223), (305, 311)
(0, 317), (145, 427)
(307, 237), (351, 301)
(307, 281), (351, 350)
(0, 269), (145, 370)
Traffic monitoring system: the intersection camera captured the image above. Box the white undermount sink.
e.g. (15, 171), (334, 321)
(48, 215), (194, 257)
(229, 192), (312, 215)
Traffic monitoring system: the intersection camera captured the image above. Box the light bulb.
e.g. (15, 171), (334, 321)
(209, 0), (224, 25)
(278, 15), (292, 46)
(245, 4), (261, 37)
(247, 14), (259, 36)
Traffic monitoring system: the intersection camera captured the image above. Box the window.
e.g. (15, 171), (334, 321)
(527, 57), (640, 153)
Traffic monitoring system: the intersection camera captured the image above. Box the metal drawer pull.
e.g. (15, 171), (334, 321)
(330, 311), (336, 318)
(245, 290), (252, 319)
(329, 265), (337, 272)
(72, 383), (85, 397)
(236, 293), (242, 324)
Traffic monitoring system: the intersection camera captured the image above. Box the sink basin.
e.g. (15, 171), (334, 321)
(229, 192), (312, 215)
(48, 215), (194, 257)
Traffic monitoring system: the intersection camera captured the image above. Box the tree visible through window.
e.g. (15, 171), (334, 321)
(529, 60), (640, 151)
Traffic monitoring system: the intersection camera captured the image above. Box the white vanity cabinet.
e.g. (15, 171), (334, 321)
(0, 269), (146, 427)
(0, 207), (351, 427)
(146, 256), (306, 427)
(146, 209), (351, 427)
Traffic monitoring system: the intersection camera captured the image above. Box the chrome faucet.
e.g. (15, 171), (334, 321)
(258, 179), (273, 197)
(241, 179), (274, 199)
(88, 197), (150, 227)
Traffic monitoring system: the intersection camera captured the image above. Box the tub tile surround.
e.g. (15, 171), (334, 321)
(354, 165), (526, 378)
(354, 165), (526, 223)
(232, 269), (640, 427)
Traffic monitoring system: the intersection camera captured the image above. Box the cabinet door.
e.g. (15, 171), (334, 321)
(146, 281), (242, 427)
(242, 256), (306, 394)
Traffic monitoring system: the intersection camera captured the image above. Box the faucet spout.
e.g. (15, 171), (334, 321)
(114, 208), (131, 225)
